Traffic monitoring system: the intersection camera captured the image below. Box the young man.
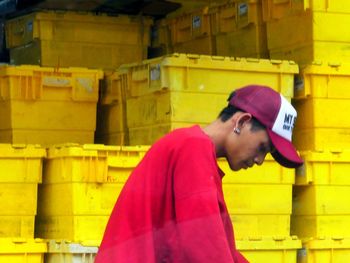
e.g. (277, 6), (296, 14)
(95, 85), (303, 263)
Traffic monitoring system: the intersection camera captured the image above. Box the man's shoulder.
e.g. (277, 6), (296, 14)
(151, 125), (213, 155)
(163, 125), (210, 145)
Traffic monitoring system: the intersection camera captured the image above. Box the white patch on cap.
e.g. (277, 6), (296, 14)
(271, 95), (297, 141)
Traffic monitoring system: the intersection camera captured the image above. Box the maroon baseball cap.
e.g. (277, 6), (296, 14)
(229, 85), (303, 168)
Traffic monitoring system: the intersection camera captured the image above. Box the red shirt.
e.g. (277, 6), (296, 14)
(95, 126), (249, 263)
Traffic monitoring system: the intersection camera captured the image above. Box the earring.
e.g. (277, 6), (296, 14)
(233, 127), (240, 134)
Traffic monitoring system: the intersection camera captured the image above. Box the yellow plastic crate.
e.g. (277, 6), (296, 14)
(224, 183), (292, 238)
(293, 185), (350, 215)
(126, 91), (227, 129)
(231, 214), (291, 239)
(215, 24), (268, 58)
(46, 240), (98, 263)
(295, 62), (350, 99)
(219, 154), (295, 184)
(293, 128), (350, 152)
(298, 238), (350, 263)
(224, 184), (292, 214)
(128, 122), (195, 145)
(292, 215), (350, 239)
(121, 54), (297, 97)
(1, 184), (38, 216)
(0, 144), (45, 238)
(262, 0), (298, 21)
(43, 144), (147, 183)
(119, 54), (297, 144)
(9, 39), (148, 69)
(237, 237), (301, 263)
(38, 181), (125, 216)
(168, 6), (211, 44)
(210, 1), (238, 34)
(296, 151), (350, 185)
(270, 41), (350, 67)
(293, 98), (350, 151)
(36, 144), (148, 241)
(293, 99), (350, 129)
(0, 216), (35, 238)
(5, 11), (153, 49)
(127, 90), (268, 144)
(262, 0), (350, 21)
(0, 238), (47, 263)
(0, 65), (103, 145)
(151, 14), (213, 56)
(267, 10), (350, 64)
(161, 3), (217, 56)
(221, 154), (294, 238)
(293, 155), (350, 239)
(209, 0), (268, 58)
(172, 35), (216, 55)
(210, 0), (263, 34)
(35, 215), (109, 242)
(0, 144), (45, 183)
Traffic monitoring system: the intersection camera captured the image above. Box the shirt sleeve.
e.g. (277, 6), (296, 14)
(172, 137), (244, 263)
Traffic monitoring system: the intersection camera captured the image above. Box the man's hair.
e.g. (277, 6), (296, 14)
(218, 91), (265, 131)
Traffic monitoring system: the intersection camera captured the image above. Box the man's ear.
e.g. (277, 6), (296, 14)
(236, 112), (252, 129)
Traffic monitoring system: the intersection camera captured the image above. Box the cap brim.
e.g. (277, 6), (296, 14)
(267, 129), (303, 168)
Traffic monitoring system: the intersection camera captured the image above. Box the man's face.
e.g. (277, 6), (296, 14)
(225, 121), (273, 171)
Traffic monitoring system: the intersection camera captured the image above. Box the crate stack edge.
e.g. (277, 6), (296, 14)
(288, 33), (350, 263)
(0, 144), (47, 262)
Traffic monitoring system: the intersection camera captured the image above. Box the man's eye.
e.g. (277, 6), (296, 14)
(258, 145), (266, 154)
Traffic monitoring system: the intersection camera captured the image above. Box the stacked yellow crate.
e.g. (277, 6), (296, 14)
(149, 0), (228, 57)
(3, 10), (154, 262)
(149, 5), (214, 57)
(35, 144), (148, 262)
(5, 10), (153, 70)
(263, 2), (350, 260)
(0, 238), (47, 263)
(110, 53), (297, 145)
(293, 63), (350, 151)
(210, 0), (269, 59)
(151, 0), (269, 59)
(168, 6), (215, 55)
(0, 64), (103, 145)
(0, 145), (47, 261)
(264, 0), (350, 65)
(293, 151), (350, 236)
(291, 63), (350, 262)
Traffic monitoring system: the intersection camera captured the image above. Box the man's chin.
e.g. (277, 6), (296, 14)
(229, 165), (240, 172)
